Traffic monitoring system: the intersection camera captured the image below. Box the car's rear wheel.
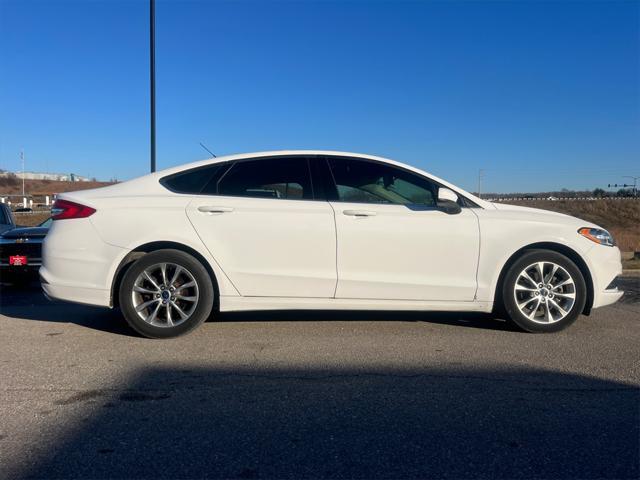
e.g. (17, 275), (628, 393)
(502, 250), (587, 333)
(119, 249), (214, 338)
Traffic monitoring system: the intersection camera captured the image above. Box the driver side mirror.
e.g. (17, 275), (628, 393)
(437, 188), (462, 215)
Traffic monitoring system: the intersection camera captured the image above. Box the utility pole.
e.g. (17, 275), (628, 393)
(20, 149), (25, 197)
(477, 169), (485, 198)
(623, 176), (639, 197)
(150, 0), (156, 173)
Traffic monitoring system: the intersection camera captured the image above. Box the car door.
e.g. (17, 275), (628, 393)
(323, 156), (479, 301)
(185, 156), (337, 298)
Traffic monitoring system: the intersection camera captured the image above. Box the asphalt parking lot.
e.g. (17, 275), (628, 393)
(0, 278), (638, 479)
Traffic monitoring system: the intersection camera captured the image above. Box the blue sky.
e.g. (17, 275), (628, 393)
(1, 0), (638, 193)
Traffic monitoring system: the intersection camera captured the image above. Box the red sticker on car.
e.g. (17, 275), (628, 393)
(9, 255), (28, 266)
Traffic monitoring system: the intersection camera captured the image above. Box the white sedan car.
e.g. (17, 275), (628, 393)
(41, 151), (623, 338)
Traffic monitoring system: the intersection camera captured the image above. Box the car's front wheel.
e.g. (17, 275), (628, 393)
(119, 249), (215, 338)
(502, 250), (587, 333)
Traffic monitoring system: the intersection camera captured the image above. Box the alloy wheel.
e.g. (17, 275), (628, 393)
(513, 261), (576, 324)
(131, 262), (199, 328)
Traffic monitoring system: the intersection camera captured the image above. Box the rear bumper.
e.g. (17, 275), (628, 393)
(40, 275), (111, 307)
(0, 262), (41, 270)
(40, 218), (125, 308)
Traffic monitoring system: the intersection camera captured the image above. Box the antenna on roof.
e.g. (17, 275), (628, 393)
(199, 142), (216, 158)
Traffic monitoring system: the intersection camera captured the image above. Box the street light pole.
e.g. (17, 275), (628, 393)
(150, 0), (156, 173)
(477, 169), (485, 198)
(20, 149), (25, 197)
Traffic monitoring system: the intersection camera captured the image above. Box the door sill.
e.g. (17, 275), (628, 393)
(219, 296), (492, 313)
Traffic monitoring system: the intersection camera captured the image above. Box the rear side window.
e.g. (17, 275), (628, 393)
(326, 157), (438, 206)
(217, 157), (313, 200)
(160, 164), (225, 194)
(0, 206), (7, 224)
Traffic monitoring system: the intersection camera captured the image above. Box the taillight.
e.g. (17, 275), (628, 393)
(51, 199), (96, 220)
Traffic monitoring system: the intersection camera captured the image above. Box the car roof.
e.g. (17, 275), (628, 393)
(155, 150), (401, 175)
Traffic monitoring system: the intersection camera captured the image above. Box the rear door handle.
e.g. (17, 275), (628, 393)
(343, 209), (377, 217)
(197, 206), (234, 214)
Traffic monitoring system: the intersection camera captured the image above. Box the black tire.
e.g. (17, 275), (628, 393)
(502, 249), (587, 333)
(119, 249), (214, 338)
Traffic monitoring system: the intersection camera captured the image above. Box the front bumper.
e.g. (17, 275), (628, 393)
(596, 287), (624, 308)
(586, 245), (624, 309)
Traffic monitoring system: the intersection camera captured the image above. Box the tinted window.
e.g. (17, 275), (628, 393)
(0, 206), (7, 224)
(218, 157), (312, 200)
(161, 164), (224, 194)
(327, 157), (438, 206)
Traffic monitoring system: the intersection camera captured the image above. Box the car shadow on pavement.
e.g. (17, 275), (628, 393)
(7, 365), (639, 479)
(217, 309), (519, 332)
(0, 281), (519, 335)
(0, 281), (136, 337)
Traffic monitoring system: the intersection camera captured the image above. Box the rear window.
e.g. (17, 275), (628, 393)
(160, 164), (225, 194)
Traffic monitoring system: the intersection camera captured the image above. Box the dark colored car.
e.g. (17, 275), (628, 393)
(0, 203), (16, 235)
(0, 218), (51, 283)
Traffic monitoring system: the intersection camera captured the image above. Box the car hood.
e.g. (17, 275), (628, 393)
(1, 226), (49, 239)
(490, 202), (601, 229)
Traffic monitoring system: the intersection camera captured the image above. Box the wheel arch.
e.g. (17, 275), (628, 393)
(493, 242), (594, 315)
(110, 241), (220, 309)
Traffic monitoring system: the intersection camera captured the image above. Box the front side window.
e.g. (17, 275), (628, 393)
(218, 157), (312, 200)
(327, 157), (438, 206)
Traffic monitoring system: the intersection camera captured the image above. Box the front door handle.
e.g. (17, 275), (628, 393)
(197, 206), (234, 214)
(343, 209), (377, 217)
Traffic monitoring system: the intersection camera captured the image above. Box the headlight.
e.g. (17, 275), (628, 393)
(578, 227), (615, 247)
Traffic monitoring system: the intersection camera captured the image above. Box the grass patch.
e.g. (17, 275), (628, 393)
(622, 258), (640, 270)
(14, 212), (50, 227)
(500, 199), (640, 252)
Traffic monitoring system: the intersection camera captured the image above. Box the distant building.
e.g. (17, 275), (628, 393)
(0, 171), (91, 182)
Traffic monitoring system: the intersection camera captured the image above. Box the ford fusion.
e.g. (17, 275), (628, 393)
(40, 151), (623, 338)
